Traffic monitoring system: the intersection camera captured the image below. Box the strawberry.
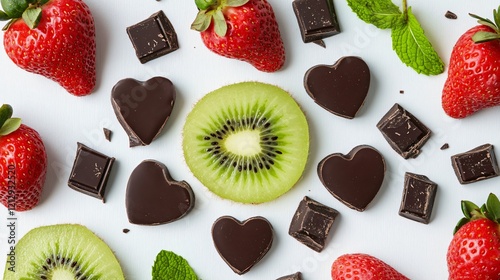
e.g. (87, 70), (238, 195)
(190, 0), (285, 72)
(447, 193), (500, 280)
(1, 0), (96, 96)
(331, 253), (409, 280)
(0, 104), (47, 211)
(442, 8), (500, 118)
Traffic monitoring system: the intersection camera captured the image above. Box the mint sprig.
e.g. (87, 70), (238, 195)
(347, 0), (444, 75)
(152, 250), (198, 280)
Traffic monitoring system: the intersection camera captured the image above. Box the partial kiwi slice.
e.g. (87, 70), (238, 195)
(183, 82), (309, 203)
(3, 224), (124, 280)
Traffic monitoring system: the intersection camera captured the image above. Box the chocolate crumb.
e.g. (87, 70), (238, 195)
(399, 90), (404, 94)
(103, 128), (112, 141)
(440, 143), (449, 150)
(445, 11), (457, 19)
(123, 229), (130, 233)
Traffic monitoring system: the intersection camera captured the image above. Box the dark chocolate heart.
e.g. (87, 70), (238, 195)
(212, 216), (273, 275)
(304, 56), (370, 119)
(318, 145), (385, 211)
(111, 77), (176, 147)
(126, 160), (194, 225)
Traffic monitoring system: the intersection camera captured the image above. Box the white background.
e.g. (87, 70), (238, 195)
(1, 0), (500, 279)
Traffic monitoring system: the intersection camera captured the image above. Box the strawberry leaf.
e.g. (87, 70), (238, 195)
(194, 0), (217, 10)
(0, 118), (21, 136)
(470, 13), (499, 31)
(472, 31), (500, 43)
(1, 0), (29, 18)
(22, 6), (41, 29)
(213, 9), (227, 37)
(461, 200), (480, 219)
(191, 10), (211, 32)
(0, 104), (13, 127)
(0, 10), (10, 20)
(226, 0), (249, 7)
(486, 193), (500, 222)
(453, 217), (469, 234)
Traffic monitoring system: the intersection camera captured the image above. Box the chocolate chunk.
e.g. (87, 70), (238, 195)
(445, 11), (457, 19)
(318, 145), (385, 211)
(277, 272), (303, 280)
(304, 56), (370, 119)
(122, 228), (130, 234)
(399, 172), (438, 224)
(126, 10), (178, 63)
(103, 128), (112, 142)
(399, 90), (405, 94)
(377, 103), (431, 159)
(111, 77), (176, 147)
(451, 144), (500, 184)
(212, 216), (273, 275)
(126, 160), (194, 225)
(288, 196), (339, 252)
(292, 0), (340, 46)
(441, 143), (449, 150)
(68, 143), (115, 201)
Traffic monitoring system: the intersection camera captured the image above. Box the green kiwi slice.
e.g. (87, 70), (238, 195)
(183, 82), (309, 203)
(3, 224), (124, 280)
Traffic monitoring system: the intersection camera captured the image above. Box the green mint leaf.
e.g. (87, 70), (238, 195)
(346, 0), (403, 29)
(0, 118), (21, 136)
(152, 250), (198, 280)
(391, 7), (444, 75)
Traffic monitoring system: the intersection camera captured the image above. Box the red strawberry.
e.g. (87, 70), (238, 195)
(190, 0), (285, 72)
(331, 253), (409, 280)
(0, 104), (47, 211)
(1, 0), (96, 96)
(447, 193), (500, 280)
(442, 9), (500, 118)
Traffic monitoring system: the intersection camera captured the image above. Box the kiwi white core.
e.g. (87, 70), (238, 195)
(223, 130), (261, 156)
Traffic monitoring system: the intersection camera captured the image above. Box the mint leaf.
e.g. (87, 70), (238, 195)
(391, 7), (444, 75)
(152, 250), (198, 280)
(346, 0), (403, 29)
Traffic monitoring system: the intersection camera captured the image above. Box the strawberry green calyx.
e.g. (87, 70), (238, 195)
(0, 104), (21, 136)
(470, 6), (500, 43)
(454, 193), (500, 234)
(191, 0), (249, 37)
(0, 0), (49, 30)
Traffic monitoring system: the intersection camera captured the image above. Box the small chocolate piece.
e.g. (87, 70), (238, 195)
(304, 56), (370, 119)
(122, 228), (130, 234)
(127, 10), (178, 63)
(212, 216), (273, 275)
(377, 103), (431, 159)
(451, 144), (500, 184)
(399, 90), (405, 94)
(111, 77), (176, 147)
(277, 272), (303, 280)
(399, 172), (438, 224)
(441, 143), (450, 150)
(288, 196), (339, 252)
(68, 143), (115, 201)
(445, 11), (457, 19)
(103, 128), (112, 142)
(318, 145), (385, 211)
(292, 0), (340, 46)
(126, 160), (194, 225)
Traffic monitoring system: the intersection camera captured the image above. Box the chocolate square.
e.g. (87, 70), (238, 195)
(127, 10), (179, 63)
(288, 196), (338, 252)
(451, 144), (499, 184)
(377, 103), (431, 159)
(68, 143), (115, 201)
(276, 272), (302, 280)
(292, 0), (340, 44)
(399, 172), (437, 224)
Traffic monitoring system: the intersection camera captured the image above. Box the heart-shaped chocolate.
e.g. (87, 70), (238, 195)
(212, 216), (273, 275)
(111, 77), (176, 147)
(304, 56), (370, 119)
(126, 160), (194, 225)
(318, 145), (385, 211)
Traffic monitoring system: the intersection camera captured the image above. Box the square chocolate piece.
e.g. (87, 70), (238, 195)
(292, 0), (340, 44)
(68, 143), (115, 201)
(276, 272), (302, 280)
(289, 196), (339, 252)
(451, 144), (499, 184)
(399, 172), (438, 224)
(377, 103), (431, 159)
(127, 10), (179, 63)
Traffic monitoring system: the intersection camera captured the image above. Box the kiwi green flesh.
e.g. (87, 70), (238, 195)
(3, 224), (124, 280)
(183, 82), (309, 203)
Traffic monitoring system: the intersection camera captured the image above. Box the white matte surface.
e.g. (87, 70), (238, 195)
(1, 1), (499, 279)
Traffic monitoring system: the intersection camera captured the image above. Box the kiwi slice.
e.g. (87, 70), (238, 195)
(3, 224), (124, 280)
(183, 82), (309, 203)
